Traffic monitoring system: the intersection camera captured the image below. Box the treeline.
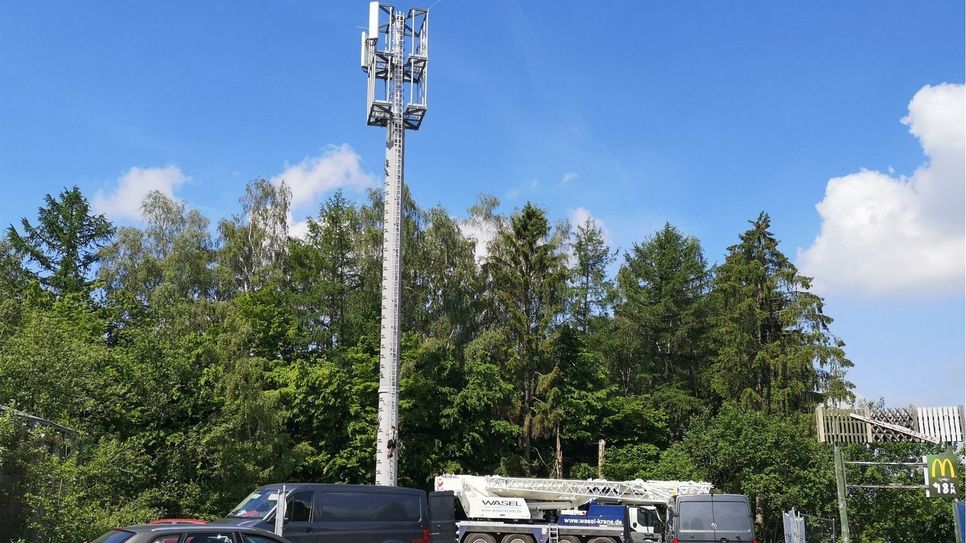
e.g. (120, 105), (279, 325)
(0, 183), (950, 542)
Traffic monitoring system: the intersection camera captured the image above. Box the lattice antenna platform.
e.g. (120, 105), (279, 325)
(362, 3), (428, 129)
(361, 1), (429, 487)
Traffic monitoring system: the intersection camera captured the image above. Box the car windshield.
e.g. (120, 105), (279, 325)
(92, 530), (135, 543)
(229, 488), (282, 518)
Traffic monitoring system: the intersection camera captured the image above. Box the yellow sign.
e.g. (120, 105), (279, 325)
(932, 457), (957, 478)
(925, 454), (961, 498)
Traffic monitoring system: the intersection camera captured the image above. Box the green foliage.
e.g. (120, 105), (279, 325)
(0, 414), (159, 543)
(2, 186), (919, 543)
(842, 442), (957, 542)
(483, 203), (569, 469)
(611, 223), (711, 438)
(709, 213), (853, 414)
(672, 403), (838, 542)
(216, 179), (291, 294)
(569, 216), (614, 333)
(6, 187), (114, 296)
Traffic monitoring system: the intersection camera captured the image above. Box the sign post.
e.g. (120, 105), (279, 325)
(833, 445), (851, 543)
(954, 499), (965, 543)
(274, 484), (287, 536)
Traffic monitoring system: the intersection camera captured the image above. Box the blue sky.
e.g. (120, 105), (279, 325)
(1, 1), (963, 406)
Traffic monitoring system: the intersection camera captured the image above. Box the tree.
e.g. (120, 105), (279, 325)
(843, 442), (956, 542)
(397, 335), (465, 486)
(7, 186), (114, 295)
(450, 329), (517, 474)
(217, 179), (291, 294)
(613, 223), (710, 399)
(483, 203), (568, 469)
(0, 184), (900, 543)
(569, 216), (614, 333)
(287, 191), (363, 350)
(412, 206), (480, 345)
(0, 240), (33, 342)
(709, 212), (853, 414)
(100, 191), (215, 306)
(663, 403), (838, 543)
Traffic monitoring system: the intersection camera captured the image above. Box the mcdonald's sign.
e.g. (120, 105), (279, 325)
(925, 454), (962, 498)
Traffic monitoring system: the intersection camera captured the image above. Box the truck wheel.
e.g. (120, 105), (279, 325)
(499, 534), (534, 543)
(464, 534), (497, 543)
(559, 537), (581, 543)
(586, 538), (616, 543)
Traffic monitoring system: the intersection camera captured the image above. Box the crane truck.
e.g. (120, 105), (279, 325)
(434, 474), (712, 543)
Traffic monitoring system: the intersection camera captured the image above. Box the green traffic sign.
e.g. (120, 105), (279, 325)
(925, 454), (962, 498)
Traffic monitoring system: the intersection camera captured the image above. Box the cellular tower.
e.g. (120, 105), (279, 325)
(361, 1), (429, 486)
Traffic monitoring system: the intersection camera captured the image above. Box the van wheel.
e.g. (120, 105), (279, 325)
(464, 534), (497, 543)
(587, 538), (616, 543)
(559, 537), (581, 543)
(500, 534), (534, 543)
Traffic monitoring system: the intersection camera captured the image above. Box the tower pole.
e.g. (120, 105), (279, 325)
(375, 10), (406, 487)
(363, 1), (428, 487)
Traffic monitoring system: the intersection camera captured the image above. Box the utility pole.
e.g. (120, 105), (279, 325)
(833, 445), (851, 543)
(598, 439), (606, 478)
(361, 1), (429, 487)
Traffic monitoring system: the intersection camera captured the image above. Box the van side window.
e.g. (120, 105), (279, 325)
(321, 492), (371, 521)
(321, 492), (420, 522)
(374, 493), (420, 521)
(285, 491), (313, 522)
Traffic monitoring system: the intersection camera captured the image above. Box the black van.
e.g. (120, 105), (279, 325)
(667, 494), (757, 543)
(213, 483), (442, 543)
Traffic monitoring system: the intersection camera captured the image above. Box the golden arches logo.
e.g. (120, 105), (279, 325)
(931, 457), (956, 478)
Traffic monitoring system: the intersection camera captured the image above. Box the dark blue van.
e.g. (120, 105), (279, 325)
(667, 494), (757, 543)
(213, 483), (438, 543)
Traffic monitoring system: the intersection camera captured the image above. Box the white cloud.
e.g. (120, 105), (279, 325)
(289, 219), (312, 240)
(566, 207), (613, 268)
(569, 207), (611, 243)
(93, 165), (187, 220)
(459, 216), (500, 262)
(271, 144), (376, 211)
(798, 83), (965, 297)
(560, 172), (578, 185)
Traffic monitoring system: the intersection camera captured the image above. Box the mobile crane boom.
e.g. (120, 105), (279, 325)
(435, 474), (712, 518)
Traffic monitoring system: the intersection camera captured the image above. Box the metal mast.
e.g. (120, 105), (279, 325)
(361, 1), (429, 487)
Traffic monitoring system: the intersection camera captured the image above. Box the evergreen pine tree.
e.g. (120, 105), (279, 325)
(709, 212), (853, 413)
